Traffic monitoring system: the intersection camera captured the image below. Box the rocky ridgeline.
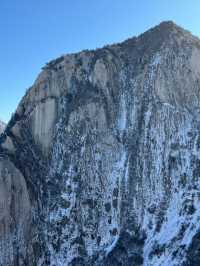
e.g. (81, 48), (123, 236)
(1, 21), (200, 265)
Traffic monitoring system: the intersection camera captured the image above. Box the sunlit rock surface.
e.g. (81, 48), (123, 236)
(1, 21), (200, 265)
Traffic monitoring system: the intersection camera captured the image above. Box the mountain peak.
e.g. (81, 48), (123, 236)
(147, 20), (199, 42)
(139, 20), (191, 40)
(118, 20), (200, 67)
(158, 20), (179, 28)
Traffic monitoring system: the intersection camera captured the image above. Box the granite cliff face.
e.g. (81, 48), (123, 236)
(1, 21), (200, 265)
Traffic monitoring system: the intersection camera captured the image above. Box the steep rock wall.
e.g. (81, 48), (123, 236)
(1, 21), (200, 265)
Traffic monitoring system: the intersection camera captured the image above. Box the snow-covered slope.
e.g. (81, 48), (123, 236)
(0, 120), (6, 134)
(1, 21), (200, 265)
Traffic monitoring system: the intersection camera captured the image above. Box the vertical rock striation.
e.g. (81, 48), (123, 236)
(1, 21), (200, 265)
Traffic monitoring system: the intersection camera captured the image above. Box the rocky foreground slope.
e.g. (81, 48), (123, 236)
(1, 21), (200, 265)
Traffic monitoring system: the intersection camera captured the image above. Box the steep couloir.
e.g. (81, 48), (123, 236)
(1, 21), (200, 266)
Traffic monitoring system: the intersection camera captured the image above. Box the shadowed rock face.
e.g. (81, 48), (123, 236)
(1, 21), (200, 265)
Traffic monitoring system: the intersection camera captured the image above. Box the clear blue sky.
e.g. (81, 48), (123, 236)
(0, 0), (200, 122)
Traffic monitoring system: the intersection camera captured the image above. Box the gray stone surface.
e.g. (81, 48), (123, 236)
(1, 21), (200, 265)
